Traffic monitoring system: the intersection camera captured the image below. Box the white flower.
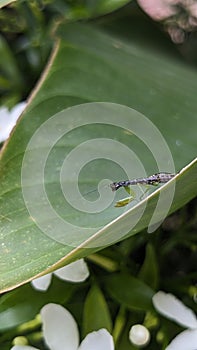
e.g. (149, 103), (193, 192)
(0, 102), (26, 142)
(11, 303), (114, 350)
(129, 324), (150, 347)
(153, 291), (197, 350)
(31, 259), (89, 291)
(165, 329), (197, 350)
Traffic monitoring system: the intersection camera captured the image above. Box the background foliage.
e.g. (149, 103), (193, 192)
(0, 1), (196, 349)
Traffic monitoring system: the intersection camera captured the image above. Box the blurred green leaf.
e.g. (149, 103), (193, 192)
(82, 284), (112, 336)
(0, 20), (197, 293)
(138, 243), (159, 290)
(0, 34), (23, 101)
(48, 0), (131, 19)
(104, 272), (154, 310)
(0, 278), (76, 330)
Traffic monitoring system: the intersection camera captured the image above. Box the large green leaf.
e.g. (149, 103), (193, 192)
(0, 19), (196, 293)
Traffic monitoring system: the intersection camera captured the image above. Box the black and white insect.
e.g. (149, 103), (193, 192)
(84, 172), (175, 208)
(110, 172), (175, 191)
(110, 172), (175, 207)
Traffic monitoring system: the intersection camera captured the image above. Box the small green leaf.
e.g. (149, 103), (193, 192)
(138, 244), (159, 290)
(83, 284), (112, 336)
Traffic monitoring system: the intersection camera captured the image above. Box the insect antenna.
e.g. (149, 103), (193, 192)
(83, 183), (110, 196)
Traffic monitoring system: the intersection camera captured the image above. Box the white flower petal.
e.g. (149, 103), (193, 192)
(10, 102), (26, 123)
(54, 259), (89, 283)
(78, 329), (114, 350)
(165, 329), (197, 350)
(129, 324), (150, 346)
(11, 346), (39, 350)
(31, 274), (52, 291)
(153, 291), (197, 329)
(41, 303), (79, 350)
(0, 102), (26, 142)
(0, 106), (13, 142)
